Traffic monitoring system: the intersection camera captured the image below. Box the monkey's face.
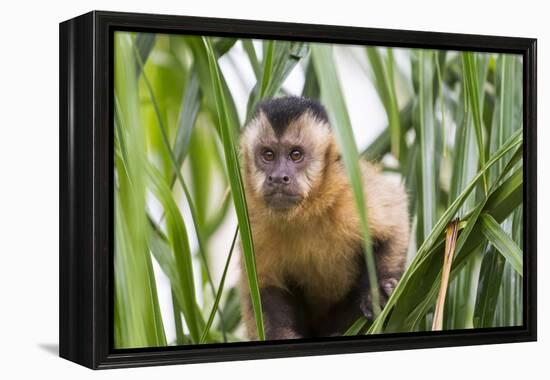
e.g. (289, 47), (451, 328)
(254, 137), (307, 209)
(241, 105), (333, 212)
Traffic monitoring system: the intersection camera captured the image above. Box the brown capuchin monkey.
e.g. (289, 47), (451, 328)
(239, 96), (409, 340)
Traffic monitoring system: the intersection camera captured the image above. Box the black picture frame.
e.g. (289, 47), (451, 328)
(59, 10), (537, 370)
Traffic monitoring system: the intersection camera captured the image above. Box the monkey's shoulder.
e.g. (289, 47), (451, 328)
(359, 161), (410, 241)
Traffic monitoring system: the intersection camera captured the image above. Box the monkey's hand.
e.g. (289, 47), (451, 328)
(359, 278), (399, 320)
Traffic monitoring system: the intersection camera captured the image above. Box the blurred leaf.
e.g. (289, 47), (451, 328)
(246, 41), (310, 120)
(201, 227), (239, 342)
(173, 71), (200, 176)
(135, 33), (156, 77)
(204, 187), (232, 238)
(344, 317), (371, 336)
(189, 122), (216, 228)
(114, 32), (166, 348)
(450, 79), (478, 210)
(172, 291), (186, 345)
(302, 58), (320, 99)
(259, 40), (275, 99)
(187, 37), (241, 134)
(416, 50), (437, 242)
(214, 37), (237, 56)
(147, 164), (202, 343)
(218, 287), (243, 333)
(366, 47), (401, 158)
(242, 39), (261, 79)
(361, 101), (413, 162)
(434, 52), (447, 157)
(134, 41), (228, 338)
(462, 52), (488, 193)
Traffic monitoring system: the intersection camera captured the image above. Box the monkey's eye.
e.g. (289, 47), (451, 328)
(262, 149), (275, 162)
(289, 148), (303, 162)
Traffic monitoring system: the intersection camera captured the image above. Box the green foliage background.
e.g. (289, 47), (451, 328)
(113, 31), (523, 348)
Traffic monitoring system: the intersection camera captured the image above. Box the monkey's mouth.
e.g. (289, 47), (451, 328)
(263, 191), (303, 210)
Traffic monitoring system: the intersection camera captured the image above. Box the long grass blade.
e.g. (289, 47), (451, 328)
(147, 164), (201, 342)
(312, 44), (381, 316)
(417, 50), (437, 241)
(173, 71), (200, 176)
(200, 227), (239, 343)
(473, 245), (505, 327)
(259, 40), (274, 99)
(462, 52), (488, 193)
(480, 214), (523, 275)
(302, 58), (320, 99)
(203, 37), (266, 340)
(366, 47), (401, 158)
(242, 39), (261, 79)
(135, 33), (156, 77)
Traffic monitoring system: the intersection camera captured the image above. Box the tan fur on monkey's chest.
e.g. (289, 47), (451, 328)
(251, 212), (362, 308)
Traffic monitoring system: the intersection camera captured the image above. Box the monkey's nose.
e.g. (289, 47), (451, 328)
(267, 175), (290, 185)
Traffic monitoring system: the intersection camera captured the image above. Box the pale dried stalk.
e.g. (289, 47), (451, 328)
(432, 218), (460, 331)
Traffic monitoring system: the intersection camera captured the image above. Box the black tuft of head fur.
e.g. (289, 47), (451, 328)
(253, 96), (329, 137)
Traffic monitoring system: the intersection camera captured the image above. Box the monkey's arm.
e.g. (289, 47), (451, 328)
(360, 163), (410, 318)
(258, 287), (305, 340)
(358, 239), (407, 319)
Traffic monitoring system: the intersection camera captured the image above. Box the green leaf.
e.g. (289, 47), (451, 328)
(367, 129), (522, 333)
(133, 40), (226, 334)
(416, 50), (437, 242)
(172, 291), (186, 345)
(462, 52), (488, 193)
(246, 41), (310, 120)
(203, 37), (266, 340)
(201, 227), (239, 343)
(135, 33), (156, 77)
(312, 44), (380, 316)
(480, 214), (523, 275)
(113, 32), (166, 348)
(361, 101), (414, 162)
(187, 37), (241, 134)
(242, 39), (261, 79)
(366, 47), (401, 158)
(173, 71), (200, 177)
(217, 287), (242, 333)
(473, 246), (505, 327)
(147, 164), (201, 343)
(213, 37), (237, 56)
(302, 58), (320, 99)
(259, 40), (275, 99)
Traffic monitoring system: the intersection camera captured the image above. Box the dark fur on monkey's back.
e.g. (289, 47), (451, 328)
(239, 96), (410, 340)
(254, 96), (329, 137)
